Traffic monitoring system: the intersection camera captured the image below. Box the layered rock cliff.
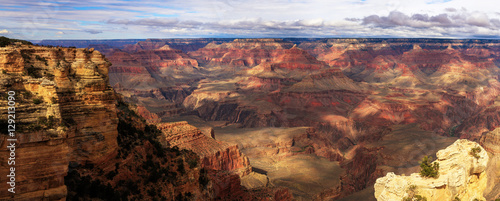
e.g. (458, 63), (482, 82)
(480, 128), (500, 200)
(188, 39), (299, 67)
(374, 139), (489, 201)
(157, 121), (252, 176)
(107, 43), (201, 120)
(0, 42), (119, 200)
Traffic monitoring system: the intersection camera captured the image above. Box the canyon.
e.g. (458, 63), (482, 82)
(98, 38), (500, 200)
(2, 36), (500, 200)
(0, 39), (290, 201)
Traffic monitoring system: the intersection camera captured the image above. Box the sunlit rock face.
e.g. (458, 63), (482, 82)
(481, 127), (500, 154)
(0, 44), (118, 200)
(374, 139), (489, 201)
(157, 121), (252, 176)
(480, 128), (500, 200)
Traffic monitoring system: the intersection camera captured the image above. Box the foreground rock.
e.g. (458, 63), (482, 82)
(0, 42), (118, 200)
(374, 139), (489, 201)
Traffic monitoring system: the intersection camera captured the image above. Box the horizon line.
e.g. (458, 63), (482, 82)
(30, 37), (500, 41)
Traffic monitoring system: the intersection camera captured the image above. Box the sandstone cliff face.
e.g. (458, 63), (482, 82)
(374, 139), (489, 201)
(481, 127), (500, 154)
(157, 121), (252, 176)
(480, 128), (500, 200)
(0, 44), (118, 200)
(188, 39), (322, 68)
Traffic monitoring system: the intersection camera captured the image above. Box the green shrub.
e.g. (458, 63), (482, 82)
(35, 55), (48, 65)
(22, 91), (32, 99)
(33, 98), (43, 104)
(46, 73), (54, 80)
(402, 185), (427, 201)
(187, 158), (198, 169)
(414, 195), (427, 201)
(469, 147), (481, 159)
(36, 116), (56, 129)
(177, 158), (185, 175)
(62, 117), (76, 126)
(0, 36), (32, 47)
(199, 168), (210, 188)
(21, 51), (31, 62)
(420, 156), (439, 178)
(26, 66), (41, 78)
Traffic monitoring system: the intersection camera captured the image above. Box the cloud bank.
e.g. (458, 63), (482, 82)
(1, 0), (500, 39)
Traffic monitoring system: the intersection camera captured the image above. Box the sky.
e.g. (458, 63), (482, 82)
(1, 0), (500, 40)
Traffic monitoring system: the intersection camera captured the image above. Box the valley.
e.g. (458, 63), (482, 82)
(83, 38), (500, 200)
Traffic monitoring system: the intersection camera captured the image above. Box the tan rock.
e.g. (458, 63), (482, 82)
(374, 139), (489, 201)
(481, 127), (500, 154)
(241, 172), (270, 189)
(0, 44), (118, 200)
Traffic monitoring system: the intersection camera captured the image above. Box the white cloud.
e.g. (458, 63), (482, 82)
(0, 29), (12, 34)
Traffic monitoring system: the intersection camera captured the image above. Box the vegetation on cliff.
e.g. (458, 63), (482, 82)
(0, 36), (32, 47)
(402, 185), (428, 201)
(65, 99), (211, 200)
(419, 156), (439, 178)
(470, 147), (482, 159)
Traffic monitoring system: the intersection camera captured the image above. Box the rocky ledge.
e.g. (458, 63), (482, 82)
(157, 121), (252, 176)
(374, 139), (489, 201)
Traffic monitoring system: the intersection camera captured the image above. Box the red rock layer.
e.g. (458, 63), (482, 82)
(188, 39), (327, 69)
(157, 121), (252, 176)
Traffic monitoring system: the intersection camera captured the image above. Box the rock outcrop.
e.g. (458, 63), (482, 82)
(374, 139), (489, 201)
(480, 128), (500, 200)
(157, 121), (252, 176)
(0, 43), (118, 200)
(481, 127), (500, 154)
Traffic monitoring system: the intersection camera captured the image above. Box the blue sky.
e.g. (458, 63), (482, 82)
(0, 0), (499, 39)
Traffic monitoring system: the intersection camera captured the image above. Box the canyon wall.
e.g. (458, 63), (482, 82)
(157, 121), (252, 176)
(0, 44), (118, 200)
